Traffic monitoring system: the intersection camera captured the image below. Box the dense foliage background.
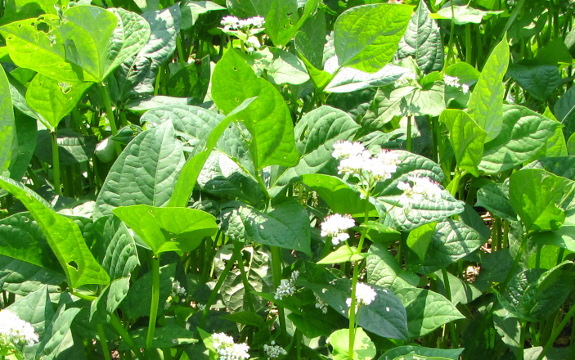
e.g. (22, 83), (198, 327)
(0, 0), (575, 359)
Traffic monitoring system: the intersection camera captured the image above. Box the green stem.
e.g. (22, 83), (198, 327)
(498, 0), (525, 43)
(110, 313), (142, 357)
(146, 254), (161, 352)
(97, 83), (122, 156)
(406, 115), (413, 152)
(465, 24), (473, 65)
(51, 131), (61, 195)
(441, 268), (459, 347)
(97, 324), (113, 360)
(518, 321), (527, 360)
(271, 246), (287, 340)
(445, 0), (456, 65)
(537, 304), (575, 360)
(201, 247), (238, 327)
(235, 241), (255, 313)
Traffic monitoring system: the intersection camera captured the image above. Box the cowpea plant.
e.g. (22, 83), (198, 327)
(0, 0), (574, 359)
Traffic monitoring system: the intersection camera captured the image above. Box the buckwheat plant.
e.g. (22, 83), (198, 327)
(0, 310), (39, 360)
(212, 332), (250, 360)
(220, 15), (265, 52)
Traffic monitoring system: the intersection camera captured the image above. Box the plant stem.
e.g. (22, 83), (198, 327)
(201, 247), (238, 327)
(146, 254), (161, 352)
(441, 268), (459, 347)
(271, 246), (287, 340)
(97, 324), (113, 360)
(406, 115), (413, 152)
(97, 83), (122, 156)
(51, 131), (61, 195)
(110, 313), (142, 357)
(536, 304), (575, 360)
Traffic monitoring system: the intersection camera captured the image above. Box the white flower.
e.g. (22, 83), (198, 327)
(443, 75), (461, 87)
(332, 141), (366, 160)
(320, 214), (355, 245)
(332, 141), (399, 181)
(263, 341), (287, 358)
(346, 283), (377, 311)
(461, 83), (470, 94)
(221, 15), (240, 30)
(212, 333), (250, 360)
(245, 36), (261, 52)
(274, 271), (299, 300)
(0, 309), (39, 346)
(314, 294), (328, 314)
(171, 280), (187, 297)
(221, 15), (265, 31)
(398, 175), (443, 210)
(366, 150), (399, 181)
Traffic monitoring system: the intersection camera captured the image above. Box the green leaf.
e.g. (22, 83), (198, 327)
(366, 243), (419, 292)
(8, 113), (37, 181)
(180, 1), (225, 29)
(318, 245), (367, 264)
(479, 105), (561, 174)
(501, 262), (575, 321)
(25, 74), (92, 130)
(475, 182), (517, 221)
(468, 35), (509, 141)
(397, 0), (443, 74)
(300, 174), (377, 217)
(107, 7), (152, 74)
(325, 64), (409, 93)
(0, 255), (64, 296)
(328, 327), (376, 360)
(264, 0), (298, 46)
(554, 85), (575, 138)
(406, 222), (436, 263)
(36, 304), (81, 360)
(113, 205), (217, 255)
(130, 324), (199, 348)
(541, 108), (568, 157)
(509, 169), (575, 232)
(395, 287), (464, 338)
(439, 109), (486, 176)
(507, 64), (561, 101)
(212, 49), (298, 169)
(271, 106), (360, 193)
(0, 177), (109, 288)
(226, 0), (270, 18)
(267, 48), (310, 85)
(334, 4), (413, 73)
(0, 65), (15, 173)
(35, 129), (96, 166)
(380, 346), (463, 360)
(435, 270), (482, 306)
(7, 286), (54, 335)
(408, 219), (486, 274)
(434, 5), (502, 25)
(94, 122), (185, 219)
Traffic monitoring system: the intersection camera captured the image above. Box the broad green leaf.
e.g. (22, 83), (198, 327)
(300, 174), (377, 217)
(94, 122), (185, 219)
(8, 113), (37, 182)
(395, 287), (464, 338)
(35, 129), (96, 166)
(226, 0), (270, 18)
(329, 328), (376, 360)
(439, 109), (486, 176)
(0, 65), (15, 173)
(36, 305), (81, 360)
(524, 347), (573, 360)
(225, 201), (311, 255)
(479, 105), (561, 174)
(267, 0), (319, 47)
(325, 64), (409, 93)
(493, 306), (521, 357)
(129, 324), (199, 348)
(7, 286), (54, 335)
(435, 270), (482, 306)
(212, 49), (298, 169)
(366, 243), (419, 292)
(114, 205), (217, 255)
(468, 36), (509, 141)
(334, 4), (413, 72)
(397, 0), (443, 74)
(507, 64), (561, 101)
(0, 213), (60, 272)
(0, 255), (64, 296)
(406, 222), (435, 263)
(121, 263), (175, 319)
(294, 10), (326, 69)
(271, 106), (360, 192)
(26, 75), (91, 130)
(541, 107), (568, 157)
(317, 245), (367, 264)
(475, 182), (517, 221)
(501, 262), (575, 321)
(434, 5), (502, 24)
(167, 57), (210, 100)
(362, 86), (414, 131)
(408, 219), (486, 274)
(554, 85), (575, 138)
(267, 48), (310, 85)
(0, 177), (109, 288)
(509, 169), (575, 232)
(380, 346), (463, 360)
(372, 151), (464, 231)
(180, 1), (225, 29)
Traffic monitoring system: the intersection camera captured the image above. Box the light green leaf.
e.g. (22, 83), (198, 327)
(267, 48), (310, 85)
(541, 108), (568, 157)
(366, 243), (419, 292)
(326, 64), (409, 93)
(406, 222), (436, 263)
(334, 3), (413, 73)
(509, 169), (575, 232)
(95, 122), (185, 219)
(0, 65), (15, 173)
(440, 109), (486, 176)
(212, 49), (299, 169)
(468, 35), (509, 141)
(434, 5), (502, 25)
(113, 205), (217, 255)
(397, 0), (443, 73)
(479, 105), (561, 174)
(226, 0), (270, 18)
(329, 328), (376, 360)
(380, 346), (463, 360)
(26, 74), (92, 130)
(0, 177), (109, 288)
(395, 287), (464, 338)
(317, 245), (367, 264)
(475, 182), (517, 221)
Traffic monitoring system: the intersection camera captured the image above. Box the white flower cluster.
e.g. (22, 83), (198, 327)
(346, 283), (377, 310)
(0, 309), (39, 346)
(220, 15), (265, 31)
(263, 341), (287, 359)
(443, 75), (470, 94)
(320, 213), (355, 245)
(171, 280), (187, 298)
(212, 333), (250, 360)
(397, 175), (443, 210)
(332, 141), (399, 181)
(314, 293), (328, 314)
(274, 271), (299, 300)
